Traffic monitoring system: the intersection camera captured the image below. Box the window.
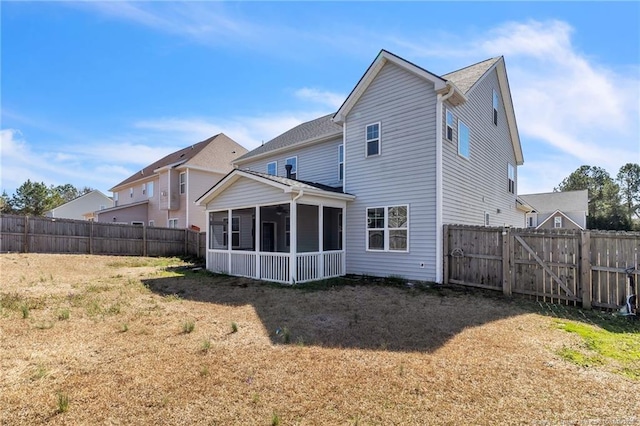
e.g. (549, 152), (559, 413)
(113, 192), (118, 206)
(131, 221), (144, 226)
(149, 220), (155, 227)
(223, 217), (240, 248)
(142, 183), (146, 195)
(508, 164), (515, 194)
(285, 216), (290, 247)
(458, 121), (470, 158)
(130, 188), (134, 198)
(492, 89), (499, 126)
(526, 215), (536, 228)
(446, 109), (454, 141)
(554, 216), (562, 228)
(147, 181), (154, 198)
(168, 218), (178, 228)
(99, 205), (106, 210)
(285, 157), (297, 179)
(366, 205), (408, 252)
(338, 144), (344, 181)
(267, 161), (277, 176)
(484, 212), (490, 226)
(179, 172), (186, 195)
(365, 122), (380, 157)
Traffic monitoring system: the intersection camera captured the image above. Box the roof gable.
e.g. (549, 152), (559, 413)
(519, 190), (589, 213)
(536, 209), (584, 230)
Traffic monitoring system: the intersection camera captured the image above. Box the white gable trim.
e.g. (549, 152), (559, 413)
(536, 210), (583, 230)
(333, 50), (454, 124)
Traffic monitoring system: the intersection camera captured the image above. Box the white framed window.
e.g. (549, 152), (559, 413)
(129, 188), (134, 198)
(147, 181), (154, 198)
(285, 216), (290, 247)
(223, 217), (240, 248)
(508, 164), (515, 194)
(113, 192), (119, 206)
(492, 89), (499, 126)
(179, 172), (186, 195)
(365, 122), (380, 157)
(554, 216), (562, 228)
(168, 218), (178, 228)
(526, 214), (536, 228)
(285, 156), (297, 180)
(338, 144), (344, 181)
(267, 161), (277, 176)
(446, 109), (454, 141)
(484, 212), (490, 226)
(142, 183), (146, 195)
(366, 205), (408, 252)
(458, 120), (470, 158)
(149, 220), (155, 227)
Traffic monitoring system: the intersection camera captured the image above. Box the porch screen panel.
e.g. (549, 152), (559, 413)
(297, 204), (319, 253)
(323, 207), (342, 251)
(209, 211), (228, 250)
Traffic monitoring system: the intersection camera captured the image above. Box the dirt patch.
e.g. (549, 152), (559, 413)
(0, 253), (638, 425)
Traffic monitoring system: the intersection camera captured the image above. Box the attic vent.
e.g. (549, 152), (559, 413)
(180, 153), (185, 158)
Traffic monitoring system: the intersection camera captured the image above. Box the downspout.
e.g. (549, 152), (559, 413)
(435, 83), (456, 284)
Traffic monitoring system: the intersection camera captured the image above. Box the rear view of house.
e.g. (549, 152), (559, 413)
(198, 50), (525, 284)
(96, 134), (247, 230)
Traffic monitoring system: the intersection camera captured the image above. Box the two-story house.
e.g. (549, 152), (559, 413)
(519, 190), (588, 230)
(197, 50), (524, 283)
(45, 190), (113, 221)
(97, 133), (247, 230)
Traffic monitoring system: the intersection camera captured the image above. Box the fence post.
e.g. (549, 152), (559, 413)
(442, 225), (449, 285)
(579, 230), (592, 309)
(184, 229), (188, 256)
(89, 220), (94, 255)
(502, 226), (511, 296)
(143, 224), (147, 257)
(23, 215), (29, 253)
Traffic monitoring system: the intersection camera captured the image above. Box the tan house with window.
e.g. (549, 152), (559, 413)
(96, 133), (247, 230)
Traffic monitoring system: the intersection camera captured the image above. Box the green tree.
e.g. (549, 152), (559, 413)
(9, 180), (54, 216)
(0, 190), (15, 214)
(555, 165), (630, 230)
(616, 163), (640, 224)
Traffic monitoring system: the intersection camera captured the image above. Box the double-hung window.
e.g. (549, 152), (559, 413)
(508, 164), (515, 194)
(179, 172), (186, 195)
(492, 89), (499, 126)
(267, 161), (277, 176)
(554, 217), (562, 228)
(168, 218), (178, 228)
(458, 121), (470, 158)
(338, 144), (344, 181)
(446, 109), (454, 141)
(366, 205), (408, 252)
(365, 122), (380, 157)
(285, 157), (297, 179)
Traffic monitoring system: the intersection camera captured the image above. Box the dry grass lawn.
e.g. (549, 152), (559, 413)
(1, 253), (638, 425)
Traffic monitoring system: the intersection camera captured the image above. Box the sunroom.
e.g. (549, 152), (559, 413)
(196, 170), (355, 284)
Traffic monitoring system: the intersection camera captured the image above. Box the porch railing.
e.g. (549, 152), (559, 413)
(259, 252), (290, 283)
(231, 251), (256, 278)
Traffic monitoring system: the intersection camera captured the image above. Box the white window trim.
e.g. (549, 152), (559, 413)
(365, 122), (381, 157)
(129, 188), (134, 198)
(267, 161), (277, 176)
(223, 216), (241, 248)
(142, 183), (146, 195)
(445, 109), (454, 141)
(149, 220), (155, 227)
(508, 164), (515, 194)
(554, 216), (562, 228)
(168, 218), (178, 228)
(484, 212), (490, 227)
(458, 120), (470, 159)
(147, 181), (154, 198)
(338, 144), (344, 181)
(179, 172), (186, 195)
(285, 156), (298, 179)
(492, 89), (499, 126)
(365, 205), (409, 252)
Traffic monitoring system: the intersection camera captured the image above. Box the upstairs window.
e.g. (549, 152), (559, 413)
(492, 89), (499, 126)
(267, 161), (277, 176)
(168, 218), (178, 228)
(554, 216), (562, 228)
(365, 122), (380, 157)
(508, 164), (515, 194)
(484, 212), (490, 226)
(446, 109), (454, 141)
(142, 183), (146, 195)
(179, 172), (186, 194)
(338, 144), (344, 181)
(147, 181), (154, 198)
(458, 121), (470, 158)
(285, 157), (297, 180)
(129, 188), (133, 198)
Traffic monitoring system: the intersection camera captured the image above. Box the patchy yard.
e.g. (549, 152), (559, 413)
(0, 253), (638, 425)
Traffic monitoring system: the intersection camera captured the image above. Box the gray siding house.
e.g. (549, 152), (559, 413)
(519, 190), (588, 230)
(197, 50), (524, 284)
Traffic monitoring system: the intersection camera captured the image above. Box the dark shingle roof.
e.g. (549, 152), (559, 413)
(234, 114), (342, 163)
(443, 57), (501, 94)
(111, 134), (221, 190)
(241, 169), (346, 193)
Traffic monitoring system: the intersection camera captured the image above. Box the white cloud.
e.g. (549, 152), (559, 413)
(294, 88), (345, 109)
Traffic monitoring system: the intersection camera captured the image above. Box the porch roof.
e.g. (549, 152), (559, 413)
(196, 169), (355, 206)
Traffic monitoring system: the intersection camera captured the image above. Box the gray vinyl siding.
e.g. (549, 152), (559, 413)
(241, 137), (344, 187)
(343, 62), (439, 282)
(442, 69), (523, 227)
(205, 178), (290, 211)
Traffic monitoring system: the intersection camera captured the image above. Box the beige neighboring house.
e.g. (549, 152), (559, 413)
(96, 134), (247, 230)
(518, 190), (589, 230)
(45, 190), (113, 221)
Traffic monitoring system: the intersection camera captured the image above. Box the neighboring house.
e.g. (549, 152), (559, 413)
(518, 190), (588, 230)
(197, 49), (524, 284)
(96, 134), (247, 230)
(45, 190), (113, 221)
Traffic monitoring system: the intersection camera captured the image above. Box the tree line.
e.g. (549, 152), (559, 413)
(555, 163), (639, 231)
(0, 180), (94, 216)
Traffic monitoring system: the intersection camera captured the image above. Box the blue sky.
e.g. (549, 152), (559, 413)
(1, 1), (639, 197)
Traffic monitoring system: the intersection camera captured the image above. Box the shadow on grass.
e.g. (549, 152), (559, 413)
(141, 267), (554, 353)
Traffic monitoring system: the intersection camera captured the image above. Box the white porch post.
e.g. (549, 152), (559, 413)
(289, 200), (297, 284)
(227, 209), (232, 273)
(254, 205), (260, 280)
(318, 205), (324, 279)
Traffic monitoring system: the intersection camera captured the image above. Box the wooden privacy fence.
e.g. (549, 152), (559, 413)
(444, 225), (640, 310)
(0, 214), (206, 259)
